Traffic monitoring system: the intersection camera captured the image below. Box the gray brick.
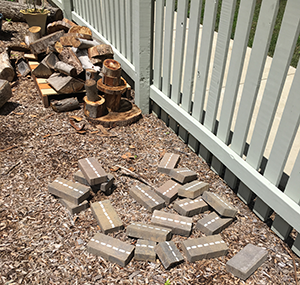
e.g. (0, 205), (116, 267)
(173, 198), (209, 217)
(129, 183), (165, 212)
(155, 241), (184, 269)
(90, 200), (124, 234)
(226, 244), (268, 280)
(151, 210), (192, 237)
(181, 234), (228, 262)
(169, 168), (197, 184)
(158, 153), (180, 174)
(48, 177), (91, 205)
(73, 170), (89, 186)
(155, 180), (181, 205)
(126, 222), (172, 242)
(100, 173), (115, 191)
(202, 191), (238, 218)
(178, 181), (209, 199)
(196, 212), (233, 235)
(87, 232), (134, 267)
(135, 239), (156, 262)
(59, 199), (89, 215)
(78, 157), (108, 185)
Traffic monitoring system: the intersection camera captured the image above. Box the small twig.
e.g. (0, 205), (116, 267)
(0, 145), (18, 152)
(5, 161), (21, 175)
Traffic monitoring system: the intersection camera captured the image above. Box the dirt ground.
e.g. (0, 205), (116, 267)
(1, 20), (300, 285)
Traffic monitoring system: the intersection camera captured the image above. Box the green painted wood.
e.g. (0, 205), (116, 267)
(292, 234), (300, 257)
(230, 0), (279, 156)
(217, 0), (256, 144)
(160, 109), (169, 126)
(192, 0), (219, 122)
(181, 0), (202, 113)
(162, 0), (175, 98)
(178, 126), (188, 143)
(204, 0), (236, 132)
(109, 0), (116, 46)
(170, 0), (189, 104)
(271, 215), (292, 241)
(187, 134), (199, 153)
(103, 0), (111, 42)
(151, 101), (161, 118)
(125, 0), (133, 63)
(169, 117), (178, 134)
(153, 0), (164, 89)
(210, 156), (223, 177)
(94, 0), (102, 34)
(120, 0), (126, 55)
(237, 182), (255, 204)
(223, 169), (238, 190)
(115, 0), (121, 51)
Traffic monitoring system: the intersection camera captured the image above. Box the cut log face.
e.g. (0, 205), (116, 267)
(85, 79), (100, 102)
(32, 57), (53, 78)
(62, 18), (77, 27)
(102, 59), (122, 78)
(71, 38), (101, 49)
(44, 52), (59, 69)
(47, 73), (84, 94)
(29, 30), (65, 54)
(47, 20), (72, 34)
(0, 49), (15, 82)
(68, 26), (92, 36)
(27, 26), (41, 44)
(54, 61), (77, 77)
(58, 47), (84, 75)
(50, 97), (80, 113)
(0, 79), (12, 109)
(83, 96), (107, 118)
(17, 58), (31, 76)
(54, 41), (64, 53)
(88, 44), (114, 60)
(85, 68), (100, 82)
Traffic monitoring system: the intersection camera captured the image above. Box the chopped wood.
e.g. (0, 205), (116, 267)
(71, 38), (101, 49)
(73, 48), (101, 72)
(47, 20), (72, 34)
(88, 44), (114, 60)
(29, 30), (65, 54)
(68, 25), (92, 36)
(58, 47), (84, 75)
(102, 59), (122, 78)
(85, 68), (100, 81)
(85, 79), (100, 102)
(47, 73), (84, 94)
(7, 43), (31, 53)
(0, 79), (12, 108)
(44, 52), (59, 69)
(28, 26), (41, 44)
(83, 95), (107, 118)
(54, 41), (64, 53)
(50, 97), (80, 113)
(16, 58), (31, 77)
(103, 75), (121, 87)
(32, 57), (53, 78)
(54, 61), (77, 77)
(0, 49), (15, 82)
(62, 18), (77, 27)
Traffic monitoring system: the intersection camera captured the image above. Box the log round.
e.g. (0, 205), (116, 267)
(102, 59), (122, 78)
(68, 26), (92, 36)
(103, 75), (122, 87)
(0, 49), (15, 82)
(85, 79), (100, 102)
(54, 61), (77, 77)
(28, 26), (41, 43)
(97, 77), (127, 95)
(85, 68), (100, 82)
(50, 97), (80, 113)
(83, 96), (108, 118)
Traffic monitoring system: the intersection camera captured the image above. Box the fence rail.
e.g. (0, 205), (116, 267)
(50, 0), (300, 256)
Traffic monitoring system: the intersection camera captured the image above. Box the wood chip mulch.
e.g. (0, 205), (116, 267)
(1, 21), (300, 285)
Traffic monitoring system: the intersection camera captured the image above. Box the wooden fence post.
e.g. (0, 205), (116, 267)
(132, 0), (153, 114)
(61, 0), (73, 20)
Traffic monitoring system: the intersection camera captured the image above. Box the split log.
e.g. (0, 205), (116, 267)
(54, 61), (77, 77)
(0, 49), (15, 82)
(17, 58), (31, 76)
(0, 79), (12, 109)
(60, 33), (92, 47)
(32, 56), (53, 78)
(71, 38), (101, 49)
(29, 30), (65, 54)
(47, 73), (84, 94)
(0, 1), (63, 23)
(7, 43), (31, 53)
(88, 44), (114, 60)
(85, 79), (100, 102)
(69, 26), (92, 36)
(90, 57), (102, 66)
(102, 59), (122, 78)
(73, 48), (101, 72)
(62, 18), (77, 27)
(50, 97), (80, 113)
(47, 20), (72, 34)
(44, 52), (59, 69)
(83, 96), (107, 118)
(85, 68), (100, 81)
(54, 41), (64, 53)
(58, 47), (84, 75)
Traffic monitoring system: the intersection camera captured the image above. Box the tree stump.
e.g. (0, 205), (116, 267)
(102, 59), (122, 78)
(83, 96), (107, 118)
(0, 49), (15, 82)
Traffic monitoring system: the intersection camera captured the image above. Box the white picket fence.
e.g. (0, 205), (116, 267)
(50, 0), (300, 256)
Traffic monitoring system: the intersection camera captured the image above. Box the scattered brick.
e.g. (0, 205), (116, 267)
(151, 210), (192, 237)
(169, 168), (197, 184)
(135, 239), (156, 262)
(155, 180), (181, 205)
(173, 198), (209, 217)
(90, 200), (123, 234)
(78, 157), (108, 185)
(100, 173), (115, 191)
(202, 191), (238, 218)
(129, 183), (165, 212)
(196, 212), (233, 235)
(87, 232), (134, 267)
(178, 180), (209, 199)
(73, 170), (89, 186)
(155, 241), (184, 269)
(182, 234), (228, 262)
(226, 244), (268, 280)
(59, 199), (89, 215)
(48, 177), (91, 205)
(126, 222), (172, 242)
(158, 153), (180, 174)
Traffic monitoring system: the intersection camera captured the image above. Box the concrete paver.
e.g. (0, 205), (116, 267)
(135, 239), (157, 262)
(178, 180), (209, 199)
(59, 199), (89, 215)
(169, 168), (197, 184)
(155, 241), (184, 269)
(173, 198), (209, 217)
(158, 153), (180, 174)
(155, 180), (181, 205)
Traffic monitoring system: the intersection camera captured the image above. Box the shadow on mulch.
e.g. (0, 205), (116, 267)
(0, 102), (21, 115)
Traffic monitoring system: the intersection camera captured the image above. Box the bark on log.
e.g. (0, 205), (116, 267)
(0, 49), (15, 82)
(85, 79), (100, 102)
(85, 68), (100, 81)
(58, 47), (84, 75)
(73, 48), (101, 72)
(29, 30), (65, 54)
(83, 96), (107, 118)
(50, 97), (80, 113)
(60, 33), (92, 46)
(71, 38), (101, 49)
(68, 26), (92, 36)
(32, 56), (53, 78)
(0, 1), (63, 23)
(28, 26), (41, 43)
(102, 59), (122, 78)
(54, 61), (77, 77)
(47, 20), (72, 34)
(7, 43), (31, 53)
(47, 73), (84, 94)
(103, 75), (121, 87)
(88, 44), (114, 60)
(62, 18), (77, 27)
(44, 52), (59, 69)
(0, 79), (12, 109)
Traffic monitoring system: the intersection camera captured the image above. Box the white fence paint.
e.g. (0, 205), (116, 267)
(50, 0), (300, 256)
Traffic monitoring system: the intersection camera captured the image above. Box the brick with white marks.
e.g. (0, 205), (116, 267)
(182, 234), (228, 262)
(151, 210), (192, 237)
(158, 153), (180, 174)
(78, 157), (108, 185)
(135, 239), (157, 262)
(155, 241), (184, 269)
(226, 244), (268, 280)
(87, 232), (134, 267)
(178, 180), (209, 199)
(126, 222), (172, 242)
(90, 200), (123, 234)
(202, 191), (238, 218)
(59, 198), (89, 215)
(169, 168), (197, 184)
(48, 177), (91, 204)
(129, 183), (165, 212)
(100, 173), (115, 191)
(173, 198), (209, 217)
(155, 180), (181, 205)
(196, 212), (233, 235)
